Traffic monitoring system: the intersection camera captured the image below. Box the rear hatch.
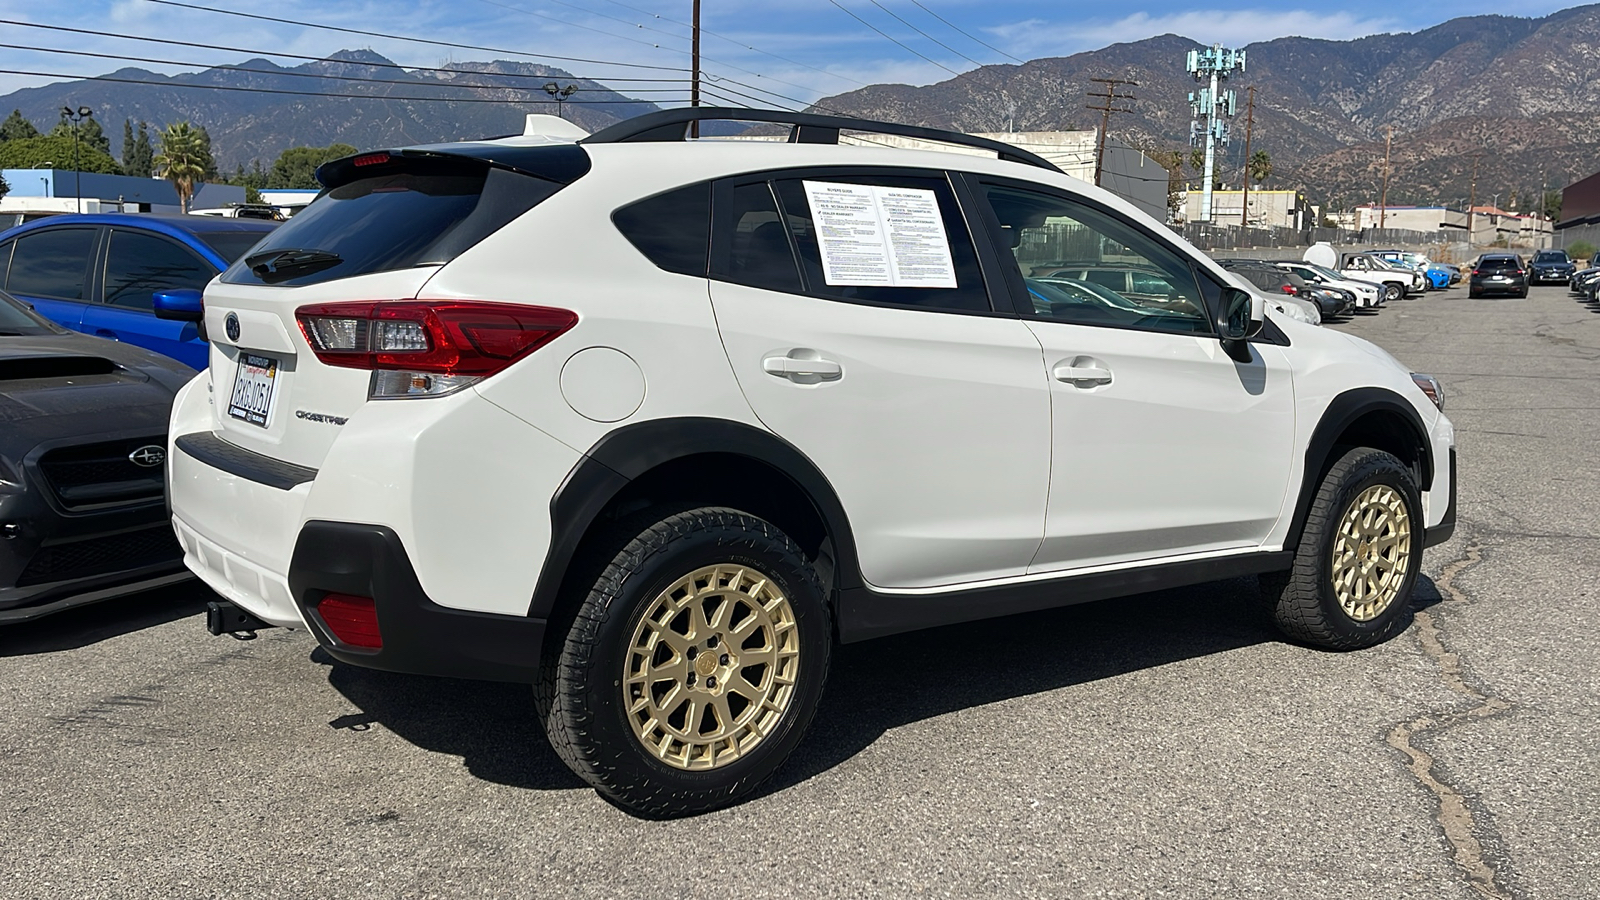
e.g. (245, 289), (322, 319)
(195, 146), (587, 469)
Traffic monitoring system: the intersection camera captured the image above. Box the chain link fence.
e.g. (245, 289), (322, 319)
(1171, 223), (1456, 251)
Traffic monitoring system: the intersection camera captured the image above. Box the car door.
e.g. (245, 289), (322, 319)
(81, 227), (215, 368)
(1, 226), (98, 332)
(967, 176), (1297, 573)
(707, 169), (1051, 589)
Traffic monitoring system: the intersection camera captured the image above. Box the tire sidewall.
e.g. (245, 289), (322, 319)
(1305, 452), (1423, 640)
(569, 513), (831, 808)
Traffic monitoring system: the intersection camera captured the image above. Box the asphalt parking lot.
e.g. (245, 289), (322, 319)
(3, 281), (1596, 900)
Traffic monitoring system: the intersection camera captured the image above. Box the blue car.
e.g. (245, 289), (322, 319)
(0, 214), (278, 369)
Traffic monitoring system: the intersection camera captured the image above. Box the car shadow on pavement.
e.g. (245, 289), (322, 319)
(314, 573), (1444, 803)
(0, 579), (215, 657)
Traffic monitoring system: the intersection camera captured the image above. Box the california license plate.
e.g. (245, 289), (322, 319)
(228, 353), (279, 427)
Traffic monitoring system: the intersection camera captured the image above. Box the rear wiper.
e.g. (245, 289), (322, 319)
(246, 248), (343, 283)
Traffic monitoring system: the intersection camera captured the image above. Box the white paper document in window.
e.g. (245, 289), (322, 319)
(802, 181), (957, 288)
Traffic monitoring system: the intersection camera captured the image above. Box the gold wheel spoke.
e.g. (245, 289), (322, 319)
(1330, 483), (1413, 622)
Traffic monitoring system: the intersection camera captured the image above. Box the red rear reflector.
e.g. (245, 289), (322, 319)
(317, 593), (382, 649)
(352, 152), (391, 167)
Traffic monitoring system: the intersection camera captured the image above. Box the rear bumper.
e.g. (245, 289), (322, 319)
(289, 522), (546, 682)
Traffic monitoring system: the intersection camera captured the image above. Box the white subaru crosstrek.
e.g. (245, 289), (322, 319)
(168, 108), (1455, 817)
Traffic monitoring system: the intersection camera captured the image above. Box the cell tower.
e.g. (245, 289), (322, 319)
(1186, 44), (1246, 223)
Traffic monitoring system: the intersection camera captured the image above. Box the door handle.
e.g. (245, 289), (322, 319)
(93, 328), (119, 341)
(1053, 363), (1111, 386)
(763, 355), (842, 380)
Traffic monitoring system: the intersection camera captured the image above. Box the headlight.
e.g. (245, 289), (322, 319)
(1411, 373), (1444, 410)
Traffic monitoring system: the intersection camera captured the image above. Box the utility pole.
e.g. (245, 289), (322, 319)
(690, 0), (701, 138)
(1238, 86), (1256, 227)
(1185, 45), (1245, 223)
(1086, 77), (1137, 187)
(1468, 152), (1480, 244)
(1379, 124), (1393, 230)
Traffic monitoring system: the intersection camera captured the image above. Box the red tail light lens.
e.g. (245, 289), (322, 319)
(316, 593), (382, 649)
(296, 301), (578, 376)
(1280, 284), (1297, 294)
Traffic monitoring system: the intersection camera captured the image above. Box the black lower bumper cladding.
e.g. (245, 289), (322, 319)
(287, 522), (546, 683)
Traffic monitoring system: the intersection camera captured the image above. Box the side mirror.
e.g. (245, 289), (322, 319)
(153, 289), (204, 322)
(1218, 286), (1262, 342)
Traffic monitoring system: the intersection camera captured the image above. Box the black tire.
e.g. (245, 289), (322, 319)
(541, 506), (832, 817)
(1260, 447), (1422, 651)
(1468, 287), (1481, 298)
(1383, 283), (1403, 303)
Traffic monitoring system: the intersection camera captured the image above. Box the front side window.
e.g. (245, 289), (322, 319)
(102, 230), (216, 309)
(979, 183), (1210, 334)
(7, 228), (95, 300)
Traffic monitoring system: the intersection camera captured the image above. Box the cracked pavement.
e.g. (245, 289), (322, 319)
(1, 284), (1596, 899)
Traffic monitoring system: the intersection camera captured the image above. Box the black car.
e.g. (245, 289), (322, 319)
(1468, 254), (1529, 298)
(0, 289), (195, 623)
(1529, 250), (1575, 285)
(1223, 262), (1352, 318)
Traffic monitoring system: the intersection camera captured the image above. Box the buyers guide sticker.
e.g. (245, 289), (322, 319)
(801, 181), (958, 288)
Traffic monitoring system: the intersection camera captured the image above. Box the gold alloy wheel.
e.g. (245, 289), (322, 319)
(623, 564), (801, 770)
(1330, 484), (1413, 621)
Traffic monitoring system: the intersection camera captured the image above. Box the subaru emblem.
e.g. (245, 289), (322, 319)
(225, 312), (241, 342)
(128, 445), (165, 468)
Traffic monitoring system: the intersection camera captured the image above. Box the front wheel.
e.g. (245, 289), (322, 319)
(1261, 447), (1422, 650)
(1383, 283), (1403, 303)
(542, 506), (831, 817)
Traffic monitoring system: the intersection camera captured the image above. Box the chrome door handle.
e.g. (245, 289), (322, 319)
(1053, 363), (1111, 385)
(763, 355), (842, 379)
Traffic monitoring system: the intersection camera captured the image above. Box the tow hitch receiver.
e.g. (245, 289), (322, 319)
(206, 600), (273, 638)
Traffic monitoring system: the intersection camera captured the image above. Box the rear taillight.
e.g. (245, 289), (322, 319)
(1280, 284), (1297, 294)
(1472, 269), (1481, 276)
(316, 593), (382, 649)
(295, 301), (577, 399)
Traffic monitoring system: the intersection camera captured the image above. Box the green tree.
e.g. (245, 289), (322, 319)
(1247, 149), (1272, 185)
(0, 172), (9, 200)
(227, 160), (268, 204)
(51, 115), (111, 156)
(0, 133), (121, 173)
(0, 109), (38, 142)
(1568, 240), (1596, 261)
(123, 121), (154, 178)
(153, 121), (209, 212)
(194, 124), (219, 181)
(267, 143), (358, 189)
(1543, 190), (1562, 222)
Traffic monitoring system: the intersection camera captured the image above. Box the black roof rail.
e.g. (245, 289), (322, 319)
(579, 107), (1062, 174)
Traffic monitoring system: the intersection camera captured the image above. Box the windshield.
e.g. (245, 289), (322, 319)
(1306, 264), (1347, 282)
(222, 158), (562, 287)
(1534, 251), (1568, 263)
(0, 289), (63, 334)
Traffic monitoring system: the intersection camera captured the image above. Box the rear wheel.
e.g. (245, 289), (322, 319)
(1261, 447), (1421, 651)
(542, 506), (831, 817)
(1383, 283), (1403, 303)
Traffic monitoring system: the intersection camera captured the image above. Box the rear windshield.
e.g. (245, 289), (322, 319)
(221, 158), (561, 287)
(1479, 257), (1520, 270)
(197, 230), (274, 264)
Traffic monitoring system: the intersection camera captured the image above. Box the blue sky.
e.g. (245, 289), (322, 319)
(0, 0), (1586, 105)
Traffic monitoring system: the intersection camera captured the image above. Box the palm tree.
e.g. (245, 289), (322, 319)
(153, 121), (207, 212)
(1247, 150), (1272, 185)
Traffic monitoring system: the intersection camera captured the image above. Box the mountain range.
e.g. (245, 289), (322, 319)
(4, 5), (1600, 213)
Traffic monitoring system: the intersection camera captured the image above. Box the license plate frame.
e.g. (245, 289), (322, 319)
(227, 353), (279, 428)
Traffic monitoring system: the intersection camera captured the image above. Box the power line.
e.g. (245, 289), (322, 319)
(1086, 77), (1137, 187)
(0, 66), (683, 104)
(0, 19), (691, 82)
(906, 0), (1025, 64)
(591, 0), (868, 88)
(0, 43), (690, 93)
(825, 0), (962, 76)
(141, 0), (688, 72)
(863, 0), (986, 69)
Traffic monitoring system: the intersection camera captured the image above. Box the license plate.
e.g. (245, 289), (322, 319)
(228, 353), (279, 427)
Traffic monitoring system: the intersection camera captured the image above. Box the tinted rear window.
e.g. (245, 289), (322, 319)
(222, 159), (562, 287)
(7, 228), (95, 300)
(1479, 257), (1520, 270)
(197, 230), (273, 263)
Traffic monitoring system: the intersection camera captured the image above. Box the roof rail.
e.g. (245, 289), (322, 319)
(579, 107), (1062, 174)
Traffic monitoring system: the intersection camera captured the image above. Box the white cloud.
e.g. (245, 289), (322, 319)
(991, 8), (1407, 56)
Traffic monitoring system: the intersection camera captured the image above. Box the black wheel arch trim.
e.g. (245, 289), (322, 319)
(530, 417), (862, 622)
(1285, 387), (1435, 552)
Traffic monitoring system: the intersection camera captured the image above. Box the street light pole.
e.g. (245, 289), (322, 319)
(61, 105), (93, 214)
(543, 82), (577, 119)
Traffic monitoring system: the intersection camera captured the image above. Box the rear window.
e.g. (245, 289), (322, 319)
(197, 230), (274, 264)
(222, 158), (562, 287)
(1479, 257), (1520, 270)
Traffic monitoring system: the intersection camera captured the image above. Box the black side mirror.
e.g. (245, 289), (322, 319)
(1217, 286), (1259, 342)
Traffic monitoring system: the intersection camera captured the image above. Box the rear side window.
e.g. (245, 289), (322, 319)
(223, 159), (562, 287)
(719, 181), (802, 293)
(102, 230), (216, 309)
(7, 228), (95, 300)
(612, 182), (711, 277)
